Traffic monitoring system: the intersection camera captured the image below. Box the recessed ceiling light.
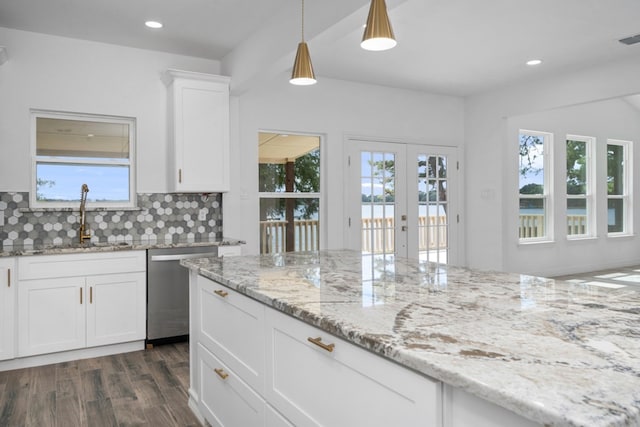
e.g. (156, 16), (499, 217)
(526, 59), (542, 66)
(145, 21), (163, 29)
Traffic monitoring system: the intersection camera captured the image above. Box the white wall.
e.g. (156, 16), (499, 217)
(465, 56), (640, 276)
(0, 27), (220, 193)
(224, 75), (465, 254)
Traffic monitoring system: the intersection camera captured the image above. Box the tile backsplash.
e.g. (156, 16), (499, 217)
(0, 192), (223, 250)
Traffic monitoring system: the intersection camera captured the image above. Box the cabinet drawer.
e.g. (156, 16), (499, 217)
(18, 250), (145, 280)
(198, 343), (264, 427)
(265, 309), (442, 427)
(197, 276), (265, 392)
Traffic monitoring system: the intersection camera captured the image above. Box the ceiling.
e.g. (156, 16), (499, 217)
(1, 0), (640, 96)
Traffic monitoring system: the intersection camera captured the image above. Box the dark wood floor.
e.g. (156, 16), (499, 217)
(0, 342), (202, 427)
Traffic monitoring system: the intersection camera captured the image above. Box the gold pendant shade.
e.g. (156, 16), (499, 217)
(361, 0), (397, 51)
(290, 41), (316, 85)
(290, 0), (317, 85)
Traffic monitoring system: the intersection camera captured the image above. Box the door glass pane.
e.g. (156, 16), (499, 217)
(418, 155), (448, 263)
(361, 152), (395, 255)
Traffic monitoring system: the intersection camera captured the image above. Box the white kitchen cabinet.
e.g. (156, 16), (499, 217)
(265, 308), (442, 427)
(18, 276), (86, 356)
(164, 69), (231, 193)
(190, 275), (442, 427)
(86, 272), (146, 347)
(18, 251), (146, 357)
(0, 258), (16, 361)
(198, 343), (265, 427)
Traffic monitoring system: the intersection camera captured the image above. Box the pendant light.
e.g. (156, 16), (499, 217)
(361, 0), (397, 51)
(290, 0), (317, 85)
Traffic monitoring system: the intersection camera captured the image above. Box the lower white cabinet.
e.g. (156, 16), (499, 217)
(17, 251), (146, 357)
(191, 276), (442, 427)
(265, 308), (442, 427)
(198, 343), (264, 427)
(0, 258), (16, 361)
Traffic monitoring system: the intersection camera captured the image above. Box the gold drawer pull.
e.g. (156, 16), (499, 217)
(307, 337), (335, 353)
(214, 368), (229, 380)
(7, 268), (10, 287)
(214, 289), (229, 298)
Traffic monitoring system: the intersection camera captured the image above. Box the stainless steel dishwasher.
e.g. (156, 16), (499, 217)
(146, 246), (218, 346)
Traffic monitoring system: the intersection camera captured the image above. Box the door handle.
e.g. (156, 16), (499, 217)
(7, 268), (10, 287)
(80, 287), (83, 304)
(90, 286), (93, 304)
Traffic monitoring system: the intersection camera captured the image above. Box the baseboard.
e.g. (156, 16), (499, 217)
(188, 393), (205, 425)
(0, 340), (144, 372)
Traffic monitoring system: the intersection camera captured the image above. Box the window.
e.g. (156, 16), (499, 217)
(258, 132), (321, 254)
(566, 136), (594, 238)
(607, 140), (632, 235)
(31, 110), (136, 208)
(519, 130), (552, 241)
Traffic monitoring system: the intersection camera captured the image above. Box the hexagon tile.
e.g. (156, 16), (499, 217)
(0, 192), (223, 250)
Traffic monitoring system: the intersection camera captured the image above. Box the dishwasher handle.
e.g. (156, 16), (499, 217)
(150, 252), (217, 262)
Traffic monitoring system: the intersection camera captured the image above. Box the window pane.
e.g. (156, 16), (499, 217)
(607, 144), (624, 196)
(519, 198), (545, 238)
(259, 198), (319, 254)
(608, 199), (624, 233)
(566, 140), (586, 195)
(258, 134), (320, 193)
(567, 199), (587, 235)
(37, 118), (130, 160)
(519, 134), (544, 195)
(36, 163), (130, 202)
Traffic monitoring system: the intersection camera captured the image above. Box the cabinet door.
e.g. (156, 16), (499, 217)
(0, 258), (16, 361)
(86, 272), (146, 347)
(169, 75), (230, 193)
(197, 276), (265, 392)
(265, 309), (442, 427)
(198, 343), (264, 427)
(18, 277), (86, 356)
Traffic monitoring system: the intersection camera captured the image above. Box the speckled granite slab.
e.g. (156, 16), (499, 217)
(182, 249), (640, 427)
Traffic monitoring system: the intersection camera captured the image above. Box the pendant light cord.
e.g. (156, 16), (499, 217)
(301, 0), (305, 42)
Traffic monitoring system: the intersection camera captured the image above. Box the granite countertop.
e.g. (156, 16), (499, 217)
(0, 237), (245, 257)
(181, 249), (640, 427)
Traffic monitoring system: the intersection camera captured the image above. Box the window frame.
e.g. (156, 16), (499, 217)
(606, 139), (633, 237)
(258, 132), (323, 254)
(565, 135), (595, 239)
(518, 129), (554, 244)
(30, 110), (136, 209)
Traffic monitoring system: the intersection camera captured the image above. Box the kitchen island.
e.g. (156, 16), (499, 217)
(182, 249), (640, 427)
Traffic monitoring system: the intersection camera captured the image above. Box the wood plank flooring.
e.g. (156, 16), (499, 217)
(0, 342), (202, 427)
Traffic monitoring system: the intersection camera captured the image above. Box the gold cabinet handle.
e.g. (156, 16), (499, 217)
(7, 268), (10, 287)
(214, 368), (229, 380)
(307, 337), (335, 353)
(90, 286), (93, 304)
(214, 289), (228, 298)
(179, 169), (182, 183)
(80, 287), (83, 304)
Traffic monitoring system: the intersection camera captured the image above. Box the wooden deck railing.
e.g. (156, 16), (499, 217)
(519, 214), (587, 238)
(260, 216), (449, 255)
(260, 220), (319, 254)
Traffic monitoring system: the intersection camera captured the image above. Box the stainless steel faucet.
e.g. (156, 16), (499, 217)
(79, 184), (91, 244)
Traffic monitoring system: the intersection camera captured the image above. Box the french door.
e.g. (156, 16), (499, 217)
(346, 140), (459, 264)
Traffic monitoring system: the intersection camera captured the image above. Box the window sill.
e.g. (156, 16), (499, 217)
(20, 207), (142, 213)
(566, 236), (598, 243)
(607, 233), (635, 240)
(518, 239), (554, 247)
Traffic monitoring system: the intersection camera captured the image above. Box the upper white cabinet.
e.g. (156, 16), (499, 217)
(164, 69), (231, 193)
(0, 258), (16, 361)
